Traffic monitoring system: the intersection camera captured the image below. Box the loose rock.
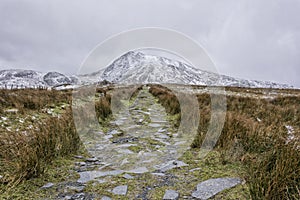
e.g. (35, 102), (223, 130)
(86, 157), (98, 162)
(101, 196), (111, 200)
(77, 170), (123, 183)
(189, 168), (202, 172)
(112, 185), (128, 195)
(41, 182), (54, 189)
(157, 160), (188, 172)
(74, 155), (84, 159)
(163, 190), (179, 200)
(67, 185), (85, 193)
(123, 174), (134, 179)
(192, 177), (242, 200)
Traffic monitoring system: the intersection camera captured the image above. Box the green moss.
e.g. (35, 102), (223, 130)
(128, 145), (144, 153)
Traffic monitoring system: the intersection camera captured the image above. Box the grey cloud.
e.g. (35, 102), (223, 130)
(0, 0), (299, 86)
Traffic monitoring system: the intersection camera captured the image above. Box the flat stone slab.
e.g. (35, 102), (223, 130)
(123, 174), (134, 179)
(101, 196), (111, 200)
(77, 170), (123, 183)
(163, 190), (179, 200)
(156, 160), (188, 172)
(112, 185), (128, 195)
(126, 167), (149, 174)
(192, 177), (242, 200)
(148, 123), (162, 128)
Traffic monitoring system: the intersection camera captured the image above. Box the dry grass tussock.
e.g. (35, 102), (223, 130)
(0, 89), (79, 186)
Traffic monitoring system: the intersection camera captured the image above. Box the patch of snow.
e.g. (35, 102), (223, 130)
(285, 125), (295, 144)
(256, 118), (262, 122)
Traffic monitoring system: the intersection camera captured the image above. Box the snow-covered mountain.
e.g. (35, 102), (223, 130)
(0, 69), (78, 89)
(0, 51), (293, 89)
(98, 51), (292, 88)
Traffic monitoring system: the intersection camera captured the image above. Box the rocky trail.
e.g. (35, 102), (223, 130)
(40, 87), (247, 200)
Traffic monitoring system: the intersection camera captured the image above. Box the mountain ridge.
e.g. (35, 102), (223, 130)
(98, 51), (293, 88)
(0, 51), (294, 89)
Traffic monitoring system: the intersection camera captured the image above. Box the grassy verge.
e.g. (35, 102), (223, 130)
(0, 89), (80, 187)
(0, 85), (143, 188)
(149, 84), (300, 200)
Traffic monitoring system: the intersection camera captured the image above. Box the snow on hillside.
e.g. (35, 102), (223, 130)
(99, 51), (293, 88)
(0, 69), (78, 89)
(0, 51), (294, 89)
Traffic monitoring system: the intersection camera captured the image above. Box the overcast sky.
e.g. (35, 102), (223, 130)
(0, 0), (299, 87)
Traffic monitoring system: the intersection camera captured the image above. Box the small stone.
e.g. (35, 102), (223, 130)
(75, 162), (87, 166)
(96, 179), (106, 184)
(71, 193), (85, 199)
(151, 172), (165, 176)
(189, 168), (202, 172)
(123, 174), (134, 179)
(107, 129), (120, 135)
(86, 157), (98, 162)
(41, 182), (54, 189)
(112, 185), (128, 195)
(64, 195), (72, 200)
(117, 149), (134, 154)
(157, 160), (188, 172)
(101, 196), (112, 200)
(158, 128), (166, 133)
(148, 123), (162, 128)
(163, 190), (179, 200)
(74, 155), (84, 159)
(0, 175), (3, 179)
(67, 185), (85, 193)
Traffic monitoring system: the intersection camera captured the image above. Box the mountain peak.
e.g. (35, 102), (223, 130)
(0, 51), (294, 89)
(99, 51), (293, 88)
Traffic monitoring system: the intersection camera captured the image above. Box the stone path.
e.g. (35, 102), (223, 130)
(79, 86), (187, 173)
(41, 87), (243, 199)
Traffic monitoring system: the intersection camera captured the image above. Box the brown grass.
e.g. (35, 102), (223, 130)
(0, 88), (72, 112)
(0, 85), (144, 186)
(1, 85), (299, 199)
(148, 84), (180, 115)
(0, 87), (115, 186)
(149, 84), (300, 200)
(0, 108), (80, 185)
(0, 89), (79, 186)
